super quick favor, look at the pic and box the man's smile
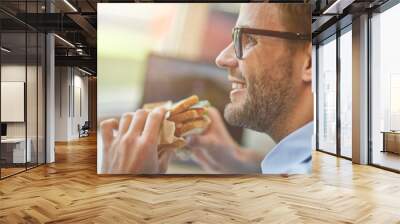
[228,75,247,103]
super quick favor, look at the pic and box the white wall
[54,67,89,141]
[1,65,26,137]
[73,73,89,137]
[1,65,38,138]
[55,66,69,141]
[1,63,46,164]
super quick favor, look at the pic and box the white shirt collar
[261,122,313,174]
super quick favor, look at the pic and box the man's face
[216,4,302,134]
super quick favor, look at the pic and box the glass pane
[340,29,352,158]
[318,36,337,154]
[38,32,45,165]
[1,31,27,177]
[27,31,38,169]
[371,3,400,171]
[0,1,46,178]
[26,0,39,169]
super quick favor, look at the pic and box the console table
[381,131,400,155]
[1,138,32,164]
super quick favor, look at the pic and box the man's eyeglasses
[232,27,311,60]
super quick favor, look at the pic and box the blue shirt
[261,122,313,174]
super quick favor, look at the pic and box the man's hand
[100,107,172,174]
[186,107,263,173]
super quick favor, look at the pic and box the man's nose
[215,43,238,69]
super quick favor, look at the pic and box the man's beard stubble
[224,63,295,136]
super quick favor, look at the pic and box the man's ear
[301,43,312,83]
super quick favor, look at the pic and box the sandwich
[143,95,211,152]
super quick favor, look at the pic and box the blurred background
[97,3,274,174]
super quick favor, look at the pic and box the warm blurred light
[63,0,78,12]
[78,67,93,76]
[54,34,75,48]
[1,47,11,53]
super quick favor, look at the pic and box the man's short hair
[273,3,312,53]
[278,3,311,35]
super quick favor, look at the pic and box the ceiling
[311,0,391,44]
[0,0,99,74]
[0,0,395,75]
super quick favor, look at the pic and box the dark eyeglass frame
[232,27,311,60]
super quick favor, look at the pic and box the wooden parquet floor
[1,135,400,224]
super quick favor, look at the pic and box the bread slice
[142,100,172,110]
[159,119,176,145]
[169,95,199,116]
[143,95,211,151]
[168,108,206,123]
